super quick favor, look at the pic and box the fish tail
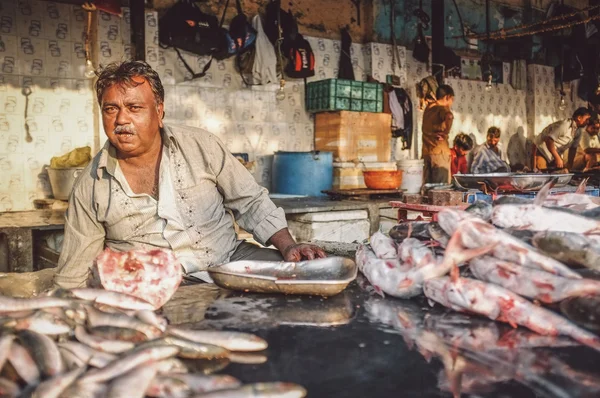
[443,228,497,271]
[570,329,600,353]
[564,279,600,299]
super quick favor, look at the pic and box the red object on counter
[95,248,182,309]
[389,201,469,222]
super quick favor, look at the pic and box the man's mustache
[114,124,136,134]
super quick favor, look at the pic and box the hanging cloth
[251,15,278,84]
[338,27,355,80]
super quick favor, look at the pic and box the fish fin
[373,285,385,298]
[407,222,413,239]
[450,264,460,283]
[444,227,497,269]
[534,178,557,206]
[427,299,436,307]
[398,279,413,289]
[576,178,589,194]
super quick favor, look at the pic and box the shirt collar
[96,125,178,179]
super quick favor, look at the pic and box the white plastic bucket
[397,159,424,194]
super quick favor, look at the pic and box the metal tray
[453,173,573,192]
[208,257,357,297]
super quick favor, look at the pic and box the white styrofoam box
[289,210,368,223]
[288,218,370,243]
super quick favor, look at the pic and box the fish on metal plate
[167,328,268,352]
[0,296,72,312]
[189,382,307,398]
[70,288,155,311]
[106,363,158,398]
[423,274,600,352]
[17,330,64,379]
[389,221,431,241]
[427,222,449,248]
[7,342,40,384]
[136,335,230,359]
[470,256,600,303]
[87,325,148,343]
[80,345,179,383]
[532,231,600,270]
[438,209,581,279]
[465,200,493,221]
[29,366,85,398]
[356,230,493,299]
[2,311,71,335]
[58,341,117,368]
[85,305,162,339]
[369,231,398,259]
[164,374,241,394]
[74,325,134,353]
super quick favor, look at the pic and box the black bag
[227,0,256,55]
[285,34,315,79]
[413,23,429,63]
[338,27,354,80]
[264,0,298,55]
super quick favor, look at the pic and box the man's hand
[282,243,327,262]
[554,156,564,169]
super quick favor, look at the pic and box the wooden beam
[431,0,444,84]
[130,0,146,61]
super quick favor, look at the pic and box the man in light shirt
[532,107,591,171]
[573,113,600,171]
[54,61,325,288]
[469,127,510,174]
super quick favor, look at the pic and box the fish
[423,274,600,352]
[167,328,268,352]
[492,203,600,234]
[165,374,241,394]
[356,229,493,298]
[17,330,64,379]
[59,382,107,398]
[155,357,189,374]
[7,342,40,384]
[74,325,135,353]
[58,341,117,368]
[79,345,179,383]
[59,346,86,370]
[85,305,162,339]
[465,200,493,221]
[136,310,169,332]
[532,231,600,270]
[543,192,600,211]
[145,376,189,398]
[0,296,72,312]
[228,352,268,364]
[29,366,85,398]
[437,209,581,279]
[493,196,532,206]
[396,238,437,267]
[470,256,600,303]
[369,231,397,259]
[501,228,536,245]
[106,363,158,398]
[70,288,156,311]
[136,336,230,359]
[560,295,600,332]
[0,377,19,397]
[190,382,307,398]
[87,325,148,343]
[0,334,15,371]
[389,221,431,241]
[1,311,71,335]
[427,222,450,248]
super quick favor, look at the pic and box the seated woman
[470,127,510,174]
[450,133,474,175]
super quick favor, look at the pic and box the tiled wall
[0,2,589,212]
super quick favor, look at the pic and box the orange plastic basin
[362,170,403,190]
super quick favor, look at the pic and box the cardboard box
[315,111,392,163]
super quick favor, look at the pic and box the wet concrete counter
[163,281,600,398]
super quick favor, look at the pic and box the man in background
[470,127,510,174]
[573,113,600,171]
[421,84,455,184]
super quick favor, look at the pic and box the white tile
[46,39,71,77]
[16,0,44,39]
[43,1,70,41]
[0,1,18,36]
[70,5,86,42]
[18,36,46,76]
[0,34,19,74]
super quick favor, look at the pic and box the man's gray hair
[95,61,165,106]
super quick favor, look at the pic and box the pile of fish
[0,288,307,398]
[356,181,600,352]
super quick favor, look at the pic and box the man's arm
[431,110,454,140]
[268,228,326,262]
[567,147,577,170]
[54,187,105,288]
[584,148,600,154]
[544,137,564,168]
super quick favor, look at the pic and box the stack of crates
[306,79,383,113]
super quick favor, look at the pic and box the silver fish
[17,330,64,379]
[168,327,268,352]
[0,296,72,312]
[2,311,71,335]
[0,377,19,397]
[389,221,431,241]
[30,366,85,398]
[470,256,600,303]
[396,238,437,267]
[136,310,169,332]
[138,335,230,359]
[145,376,190,398]
[107,363,158,398]
[79,345,179,383]
[369,231,397,259]
[465,200,493,221]
[167,374,241,394]
[190,382,307,398]
[155,357,189,374]
[58,341,117,368]
[70,288,155,311]
[532,231,600,270]
[8,342,40,384]
[423,275,600,352]
[59,347,86,370]
[438,209,581,279]
[85,306,162,339]
[427,222,449,248]
[74,325,134,353]
[0,334,15,371]
[60,382,107,398]
[87,325,148,343]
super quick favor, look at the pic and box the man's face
[587,121,600,136]
[454,145,467,157]
[101,77,164,158]
[575,114,591,128]
[444,95,454,108]
[487,135,500,148]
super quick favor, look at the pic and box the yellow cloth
[50,146,92,168]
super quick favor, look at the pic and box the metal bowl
[453,173,573,192]
[208,257,357,297]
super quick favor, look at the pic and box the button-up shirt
[534,119,581,161]
[470,142,509,174]
[54,124,287,288]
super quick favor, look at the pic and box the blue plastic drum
[272,151,333,196]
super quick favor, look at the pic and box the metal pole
[431,0,444,84]
[130,0,146,61]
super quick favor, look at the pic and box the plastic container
[363,170,403,190]
[397,159,424,194]
[272,151,333,197]
[47,167,85,200]
[306,79,383,113]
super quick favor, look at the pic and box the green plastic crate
[306,79,383,113]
